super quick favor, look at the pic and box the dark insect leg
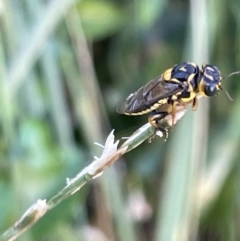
[148,112,169,140]
[192,97,198,111]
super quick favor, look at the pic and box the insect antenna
[224,71,240,79]
[219,86,233,101]
[221,70,240,101]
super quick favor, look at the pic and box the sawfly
[117,62,240,139]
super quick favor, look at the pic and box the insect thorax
[164,62,201,102]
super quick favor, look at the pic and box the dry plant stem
[120,123,156,152]
[0,200,48,241]
[0,125,159,241]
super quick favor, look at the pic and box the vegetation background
[1,0,240,240]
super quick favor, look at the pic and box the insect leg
[171,101,177,127]
[192,97,198,110]
[148,112,169,140]
[167,99,177,128]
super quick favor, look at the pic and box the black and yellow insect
[117,62,239,139]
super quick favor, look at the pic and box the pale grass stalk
[1,124,158,241]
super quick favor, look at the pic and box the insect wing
[142,77,182,105]
[117,76,183,114]
[116,85,146,114]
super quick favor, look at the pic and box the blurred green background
[1,0,240,240]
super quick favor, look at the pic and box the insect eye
[204,85,217,96]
